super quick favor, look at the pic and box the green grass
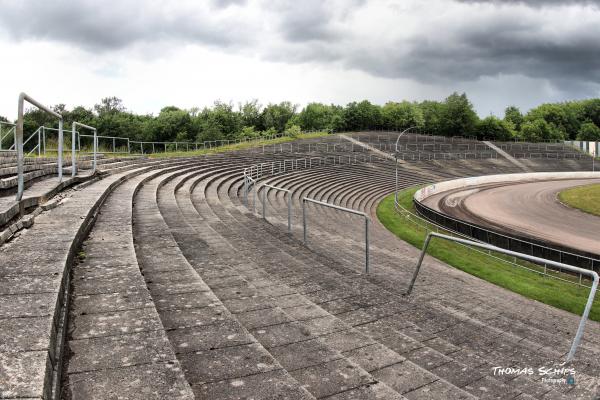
[558,183,600,217]
[377,186,600,321]
[147,132,331,159]
[27,132,332,160]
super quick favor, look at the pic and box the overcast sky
[0,0,599,119]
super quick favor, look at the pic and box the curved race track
[422,178,600,256]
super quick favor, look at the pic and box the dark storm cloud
[0,0,248,51]
[0,0,598,93]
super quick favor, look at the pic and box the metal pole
[93,130,97,173]
[71,125,77,177]
[365,218,369,274]
[262,186,266,219]
[253,180,256,213]
[406,234,433,295]
[303,199,307,244]
[58,118,63,181]
[287,191,292,234]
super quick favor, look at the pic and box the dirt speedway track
[422,178,600,256]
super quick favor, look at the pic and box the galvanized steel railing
[0,122,16,151]
[72,122,97,175]
[15,93,63,201]
[302,197,370,274]
[413,199,600,277]
[407,232,598,363]
[262,184,292,233]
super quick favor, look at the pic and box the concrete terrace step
[132,161,316,399]
[156,165,418,399]
[240,160,600,397]
[211,168,569,399]
[61,165,199,399]
[143,161,476,394]
[0,158,200,399]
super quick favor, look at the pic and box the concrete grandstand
[1,127,599,400]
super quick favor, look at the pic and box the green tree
[439,92,478,137]
[576,122,600,141]
[524,103,580,139]
[419,101,444,135]
[343,100,381,131]
[504,106,523,131]
[582,99,600,128]
[381,101,424,130]
[150,106,193,142]
[262,102,297,132]
[297,103,334,131]
[239,100,262,130]
[94,97,126,115]
[520,119,564,141]
[475,116,515,141]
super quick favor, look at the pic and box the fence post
[262,186,266,219]
[71,125,77,177]
[303,199,307,244]
[365,218,369,274]
[58,119,63,181]
[287,191,292,234]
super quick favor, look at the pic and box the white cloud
[0,0,598,119]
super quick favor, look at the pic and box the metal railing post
[93,130,97,172]
[407,231,598,363]
[365,218,369,274]
[287,191,292,234]
[58,118,64,181]
[253,179,256,213]
[70,127,76,176]
[262,186,266,219]
[302,199,307,244]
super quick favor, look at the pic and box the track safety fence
[302,197,370,274]
[407,232,598,363]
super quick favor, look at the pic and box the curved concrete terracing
[2,133,600,399]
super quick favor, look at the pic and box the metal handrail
[0,122,16,151]
[262,184,292,233]
[393,196,592,287]
[413,199,600,275]
[407,232,598,363]
[16,93,63,201]
[302,197,370,274]
[78,133,129,155]
[72,122,97,175]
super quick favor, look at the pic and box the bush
[520,119,565,142]
[284,124,302,138]
[475,116,515,141]
[576,122,600,141]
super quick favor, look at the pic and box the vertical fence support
[302,197,370,274]
[58,119,64,181]
[407,231,599,364]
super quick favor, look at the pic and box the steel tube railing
[262,184,292,233]
[72,122,97,175]
[302,197,370,274]
[16,93,62,201]
[0,122,16,151]
[413,200,600,275]
[407,232,598,363]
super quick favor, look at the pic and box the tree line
[2,93,600,143]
